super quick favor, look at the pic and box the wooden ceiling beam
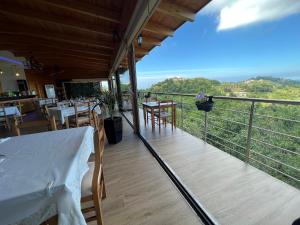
[0,33,114,50]
[0,2,115,37]
[40,59,109,67]
[157,1,195,22]
[12,48,111,60]
[51,69,109,79]
[135,48,149,55]
[0,21,113,45]
[17,52,110,63]
[144,22,174,36]
[0,41,113,57]
[39,0,121,23]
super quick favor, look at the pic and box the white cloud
[202,0,300,31]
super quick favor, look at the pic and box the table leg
[143,106,146,127]
[174,105,176,128]
[64,116,69,129]
[151,108,155,132]
[171,105,173,131]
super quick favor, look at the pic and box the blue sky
[134,0,300,88]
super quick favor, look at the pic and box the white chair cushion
[81,162,94,197]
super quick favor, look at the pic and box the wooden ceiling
[0,0,211,80]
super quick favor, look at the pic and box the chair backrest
[0,104,8,126]
[74,102,91,124]
[92,120,105,198]
[14,101,22,116]
[0,104,7,117]
[92,110,99,130]
[42,105,51,120]
[158,100,173,113]
[12,115,57,136]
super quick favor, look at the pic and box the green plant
[102,91,116,119]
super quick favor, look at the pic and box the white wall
[0,51,27,92]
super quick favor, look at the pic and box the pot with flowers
[94,91,122,144]
[195,92,214,112]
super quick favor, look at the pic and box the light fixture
[0,69,3,75]
[16,72,20,77]
[137,34,143,47]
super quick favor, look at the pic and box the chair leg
[159,117,161,133]
[101,170,106,199]
[146,112,148,124]
[93,194,104,225]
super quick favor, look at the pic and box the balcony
[116,92,300,224]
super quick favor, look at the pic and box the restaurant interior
[1,1,299,225]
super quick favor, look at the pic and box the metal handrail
[141,91,300,105]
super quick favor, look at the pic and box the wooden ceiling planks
[0,0,211,80]
[0,0,125,79]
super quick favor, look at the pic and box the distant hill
[250,76,300,86]
[147,76,300,100]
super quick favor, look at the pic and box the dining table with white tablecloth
[48,104,101,124]
[0,126,94,225]
[0,106,21,117]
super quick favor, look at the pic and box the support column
[108,78,112,92]
[127,43,140,134]
[115,70,123,111]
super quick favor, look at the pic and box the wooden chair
[12,115,57,136]
[154,100,174,133]
[69,102,92,127]
[0,104,9,129]
[81,121,106,224]
[41,105,51,119]
[145,97,158,124]
[92,109,100,131]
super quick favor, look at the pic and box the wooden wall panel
[25,70,55,98]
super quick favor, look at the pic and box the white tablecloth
[0,126,94,225]
[48,105,101,124]
[37,98,57,106]
[0,106,21,116]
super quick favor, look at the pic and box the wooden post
[127,43,140,134]
[115,70,123,111]
[108,78,113,92]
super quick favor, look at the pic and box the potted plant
[94,91,122,144]
[195,92,214,112]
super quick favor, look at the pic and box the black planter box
[195,96,214,112]
[104,116,122,144]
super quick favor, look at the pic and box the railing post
[204,111,208,142]
[246,101,255,162]
[181,95,183,127]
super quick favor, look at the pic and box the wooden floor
[124,110,300,225]
[98,120,203,225]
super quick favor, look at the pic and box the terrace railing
[137,91,300,189]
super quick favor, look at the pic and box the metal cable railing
[137,91,300,189]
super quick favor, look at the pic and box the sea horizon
[136,73,300,89]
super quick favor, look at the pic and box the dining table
[0,106,21,117]
[36,98,57,107]
[48,104,101,126]
[142,101,177,131]
[0,126,94,225]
